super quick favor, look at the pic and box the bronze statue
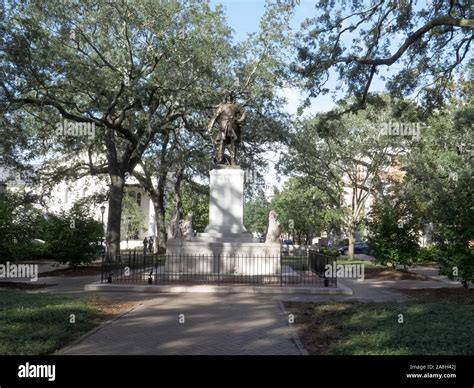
[207,90,246,166]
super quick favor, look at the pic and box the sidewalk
[406,265,469,286]
[59,293,302,355]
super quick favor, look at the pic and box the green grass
[0,290,103,355]
[285,293,474,355]
[335,259,383,268]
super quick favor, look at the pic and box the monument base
[165,166,281,276]
[166,239,280,256]
[165,241,280,275]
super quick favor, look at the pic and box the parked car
[281,239,294,253]
[338,241,370,256]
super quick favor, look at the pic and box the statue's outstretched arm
[207,106,222,133]
[237,106,247,124]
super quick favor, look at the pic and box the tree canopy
[294,0,473,109]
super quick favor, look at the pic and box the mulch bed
[364,267,430,281]
[85,295,139,318]
[39,265,101,277]
[394,287,474,303]
[0,282,56,290]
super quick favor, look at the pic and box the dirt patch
[85,295,139,318]
[284,301,352,355]
[0,282,56,290]
[364,267,430,281]
[395,288,474,304]
[39,265,101,277]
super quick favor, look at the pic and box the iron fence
[101,250,337,287]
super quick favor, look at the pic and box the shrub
[0,193,41,263]
[319,247,340,258]
[438,246,474,288]
[367,195,421,269]
[41,204,104,267]
[416,246,441,263]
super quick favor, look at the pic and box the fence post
[218,254,221,284]
[280,253,283,287]
[101,252,104,283]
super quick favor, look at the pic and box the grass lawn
[285,288,474,355]
[336,259,382,268]
[0,290,105,355]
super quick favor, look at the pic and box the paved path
[406,265,472,287]
[59,293,302,355]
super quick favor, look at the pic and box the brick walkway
[59,293,302,355]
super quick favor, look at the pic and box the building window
[136,192,142,207]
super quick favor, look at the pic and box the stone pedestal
[204,167,248,235]
[166,167,280,276]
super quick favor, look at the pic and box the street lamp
[100,205,106,251]
[100,205,106,224]
[126,216,131,249]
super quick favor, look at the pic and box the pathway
[59,293,302,355]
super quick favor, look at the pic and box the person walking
[148,237,154,253]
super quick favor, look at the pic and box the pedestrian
[143,237,148,256]
[148,237,154,253]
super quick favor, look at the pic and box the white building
[0,163,160,249]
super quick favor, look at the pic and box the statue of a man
[207,90,247,166]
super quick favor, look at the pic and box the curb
[55,300,147,355]
[278,300,309,356]
[84,281,353,295]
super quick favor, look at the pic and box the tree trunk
[106,174,125,261]
[174,167,184,221]
[153,175,167,252]
[348,228,355,260]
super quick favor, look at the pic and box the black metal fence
[101,250,337,287]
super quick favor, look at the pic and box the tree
[1,1,299,258]
[274,177,343,244]
[1,0,234,258]
[367,183,423,268]
[121,191,145,241]
[402,95,473,287]
[244,194,271,235]
[40,203,104,267]
[0,191,41,263]
[281,96,420,257]
[294,0,473,108]
[131,1,295,246]
[181,184,209,233]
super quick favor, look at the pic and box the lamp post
[126,216,131,249]
[100,205,106,252]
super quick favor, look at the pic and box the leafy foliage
[293,0,473,108]
[40,203,104,267]
[0,192,42,263]
[121,191,145,239]
[367,188,422,268]
[244,194,271,234]
[402,98,474,286]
